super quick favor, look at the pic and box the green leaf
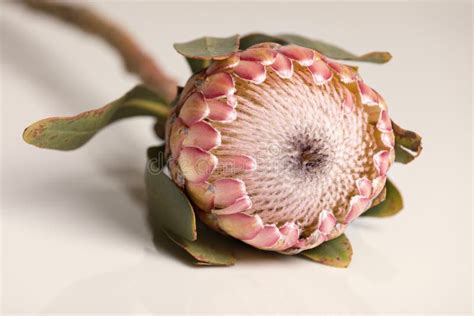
[362,179,403,217]
[146,146,197,241]
[278,34,392,63]
[181,32,390,73]
[394,144,416,164]
[146,145,165,161]
[370,187,387,208]
[239,33,287,50]
[23,85,170,151]
[174,35,240,74]
[174,34,240,60]
[300,234,353,268]
[186,58,212,74]
[163,222,236,266]
[392,121,423,164]
[240,33,391,63]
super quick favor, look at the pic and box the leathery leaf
[300,234,353,268]
[392,121,423,164]
[163,222,236,266]
[146,145,197,241]
[362,179,403,217]
[240,33,391,63]
[174,35,240,73]
[23,85,170,150]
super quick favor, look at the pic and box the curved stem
[21,0,178,103]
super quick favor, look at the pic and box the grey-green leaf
[240,33,391,63]
[300,234,353,268]
[392,121,423,164]
[186,58,211,74]
[174,34,240,60]
[395,144,416,164]
[23,85,170,151]
[362,179,403,217]
[146,146,197,241]
[163,223,236,266]
[239,33,287,50]
[278,34,392,63]
[370,187,387,208]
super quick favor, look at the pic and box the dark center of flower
[288,136,331,176]
[300,145,328,171]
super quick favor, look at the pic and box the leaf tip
[376,51,392,63]
[22,126,32,144]
[361,51,392,63]
[22,121,44,147]
[300,234,353,268]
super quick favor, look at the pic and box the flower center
[289,136,331,176]
[209,66,378,233]
[300,144,327,172]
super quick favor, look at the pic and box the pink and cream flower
[166,43,395,254]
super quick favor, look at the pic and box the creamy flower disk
[166,43,395,254]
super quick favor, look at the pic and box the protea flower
[166,43,395,254]
[22,23,422,266]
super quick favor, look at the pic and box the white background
[1,1,472,314]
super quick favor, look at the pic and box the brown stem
[21,0,177,103]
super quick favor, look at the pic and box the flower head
[166,43,395,253]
